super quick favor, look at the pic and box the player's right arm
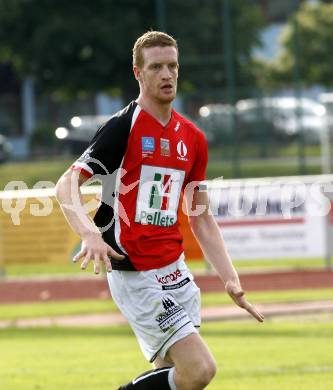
[55,168,124,274]
[55,103,137,273]
[56,102,137,273]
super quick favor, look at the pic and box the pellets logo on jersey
[135,165,185,227]
[149,173,172,211]
[141,172,174,226]
[177,140,188,161]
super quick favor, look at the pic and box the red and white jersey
[71,101,208,271]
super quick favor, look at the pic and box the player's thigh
[166,333,216,377]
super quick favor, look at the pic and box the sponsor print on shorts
[135,165,185,227]
[155,268,183,284]
[161,278,190,290]
[155,269,191,290]
[155,297,189,333]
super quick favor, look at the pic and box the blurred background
[1,0,333,271]
[1,0,333,181]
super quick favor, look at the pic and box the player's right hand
[73,233,125,274]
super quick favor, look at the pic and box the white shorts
[107,255,201,362]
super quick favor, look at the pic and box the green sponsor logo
[149,173,163,209]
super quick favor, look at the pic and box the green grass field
[1,289,333,389]
[1,321,332,390]
[1,288,333,321]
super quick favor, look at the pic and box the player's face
[135,46,179,104]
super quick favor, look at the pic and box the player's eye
[151,63,162,70]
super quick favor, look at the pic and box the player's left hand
[225,280,264,322]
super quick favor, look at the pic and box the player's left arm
[186,188,264,322]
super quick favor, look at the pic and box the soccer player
[56,31,264,390]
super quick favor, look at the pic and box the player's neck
[136,95,173,127]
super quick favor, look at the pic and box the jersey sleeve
[186,130,208,186]
[70,103,135,178]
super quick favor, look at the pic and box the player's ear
[133,65,141,81]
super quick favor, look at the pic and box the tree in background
[0,0,264,99]
[168,0,264,98]
[0,0,154,99]
[259,2,333,89]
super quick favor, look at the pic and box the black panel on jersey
[78,101,136,175]
[82,101,138,271]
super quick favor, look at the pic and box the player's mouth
[161,84,174,93]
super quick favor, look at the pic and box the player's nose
[161,65,172,79]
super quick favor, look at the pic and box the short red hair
[133,31,178,68]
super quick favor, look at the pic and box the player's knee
[177,357,216,389]
[194,358,216,388]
